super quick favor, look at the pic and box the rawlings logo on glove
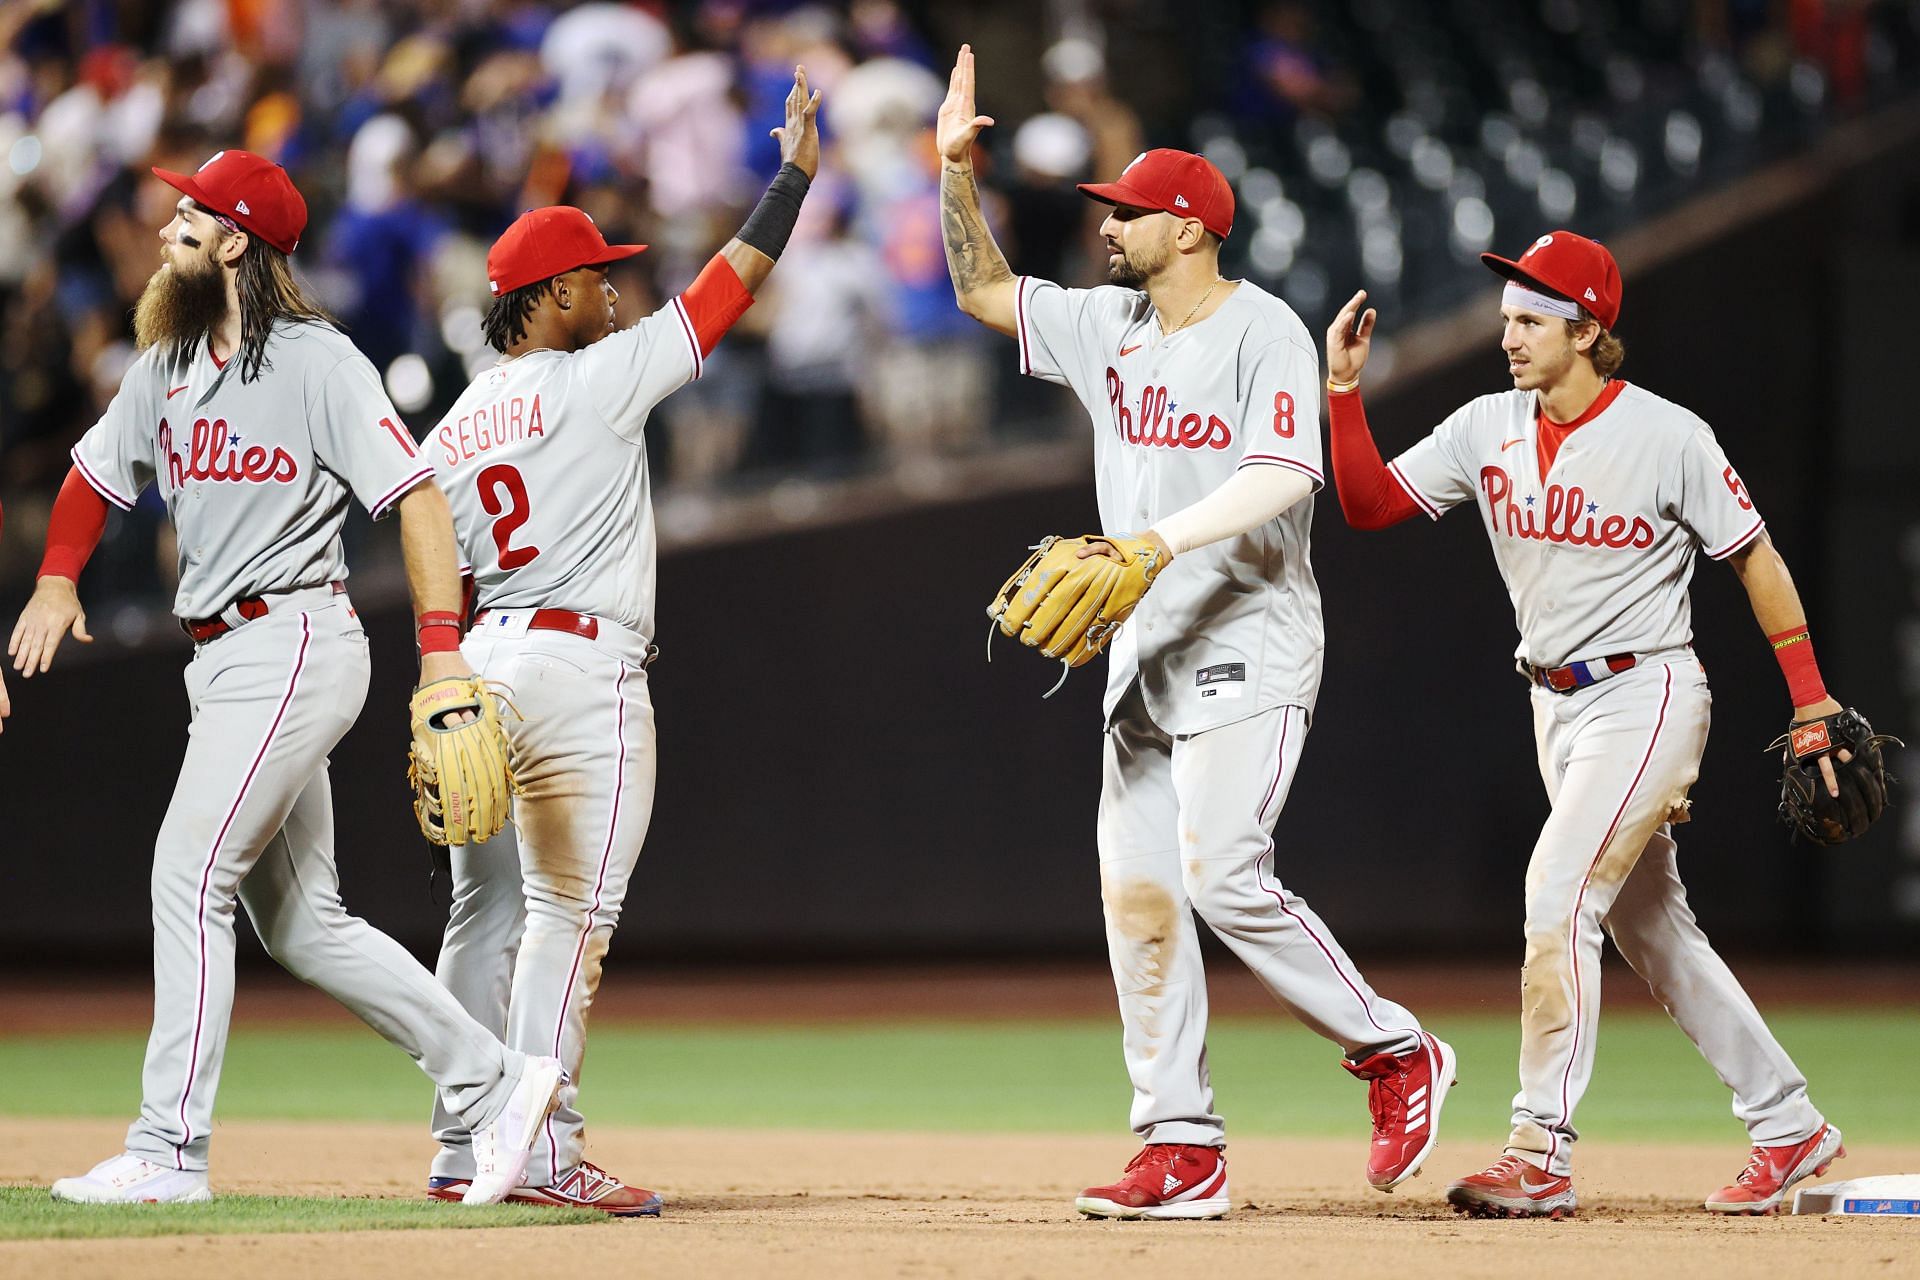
[407,677,521,846]
[986,533,1166,692]
[1769,707,1903,846]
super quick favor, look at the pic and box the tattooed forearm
[940,162,1014,297]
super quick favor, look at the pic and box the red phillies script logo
[439,393,545,465]
[1105,368,1230,451]
[1478,466,1655,549]
[161,417,298,489]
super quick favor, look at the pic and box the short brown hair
[1567,316,1625,378]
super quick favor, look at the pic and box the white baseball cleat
[50,1152,212,1204]
[463,1056,567,1205]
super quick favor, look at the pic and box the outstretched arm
[7,467,105,693]
[718,65,822,296]
[937,44,1017,336]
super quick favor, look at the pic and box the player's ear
[552,276,572,310]
[218,229,248,267]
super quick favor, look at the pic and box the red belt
[1527,652,1637,693]
[183,581,345,643]
[473,608,600,640]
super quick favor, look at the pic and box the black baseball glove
[1769,708,1903,846]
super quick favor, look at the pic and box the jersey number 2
[477,464,540,570]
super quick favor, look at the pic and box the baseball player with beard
[938,45,1454,1220]
[1325,231,1847,1217]
[7,150,562,1205]
[417,69,820,1216]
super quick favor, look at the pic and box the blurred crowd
[0,0,1915,617]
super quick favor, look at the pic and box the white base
[1791,1175,1920,1215]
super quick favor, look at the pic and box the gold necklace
[1163,278,1224,338]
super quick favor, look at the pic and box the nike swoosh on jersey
[167,385,190,399]
[1118,344,1142,357]
[1499,438,1524,451]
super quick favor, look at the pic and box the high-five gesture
[1327,289,1377,384]
[937,44,996,164]
[771,64,822,180]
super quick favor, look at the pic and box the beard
[132,253,229,354]
[1105,240,1168,290]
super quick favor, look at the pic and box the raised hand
[936,44,995,165]
[1327,289,1377,384]
[771,64,823,180]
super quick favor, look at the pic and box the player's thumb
[72,612,92,643]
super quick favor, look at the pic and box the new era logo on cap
[235,199,250,216]
[1077,148,1236,239]
[1482,229,1623,329]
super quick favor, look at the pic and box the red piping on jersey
[1706,514,1767,561]
[1326,386,1420,529]
[678,253,754,360]
[70,447,136,510]
[177,611,311,1165]
[209,347,226,370]
[369,465,436,520]
[39,466,110,581]
[1015,277,1033,376]
[1547,662,1672,1171]
[1536,380,1627,476]
[1253,708,1420,1049]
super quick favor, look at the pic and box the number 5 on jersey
[478,464,540,569]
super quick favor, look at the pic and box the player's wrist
[1769,626,1828,709]
[1326,373,1361,395]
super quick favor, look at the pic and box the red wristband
[1768,626,1827,708]
[418,611,463,656]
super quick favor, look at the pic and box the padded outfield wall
[3,113,1917,964]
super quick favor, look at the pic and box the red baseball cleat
[1445,1152,1578,1219]
[1344,1031,1458,1190]
[509,1161,663,1216]
[1704,1123,1844,1215]
[1075,1143,1230,1220]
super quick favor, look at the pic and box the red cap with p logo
[152,150,307,255]
[1078,149,1236,240]
[1482,231,1623,329]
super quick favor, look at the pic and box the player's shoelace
[1476,1153,1530,1183]
[1366,1067,1412,1135]
[1733,1147,1771,1189]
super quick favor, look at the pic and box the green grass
[0,1187,603,1239]
[4,1010,1915,1146]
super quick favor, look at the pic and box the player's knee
[1181,859,1255,929]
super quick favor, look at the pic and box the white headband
[1502,280,1583,321]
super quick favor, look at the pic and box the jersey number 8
[1273,391,1295,438]
[478,464,541,570]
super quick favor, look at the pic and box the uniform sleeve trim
[1706,515,1767,560]
[1238,454,1325,489]
[69,447,135,511]
[369,465,436,520]
[1015,276,1033,376]
[670,296,704,381]
[1387,460,1443,522]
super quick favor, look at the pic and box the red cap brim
[1076,179,1160,211]
[1480,252,1562,299]
[585,243,648,267]
[152,166,219,217]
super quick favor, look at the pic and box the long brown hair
[233,237,336,382]
[1566,317,1626,378]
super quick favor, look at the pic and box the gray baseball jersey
[430,298,703,638]
[1014,276,1324,734]
[1387,381,1765,669]
[71,321,432,618]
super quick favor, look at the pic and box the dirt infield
[4,1118,1916,1279]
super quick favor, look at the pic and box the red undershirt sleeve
[679,254,755,358]
[1327,386,1420,530]
[39,465,110,580]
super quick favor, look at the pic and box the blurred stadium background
[0,0,1918,976]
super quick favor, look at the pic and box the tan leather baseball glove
[407,677,520,846]
[987,533,1167,674]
